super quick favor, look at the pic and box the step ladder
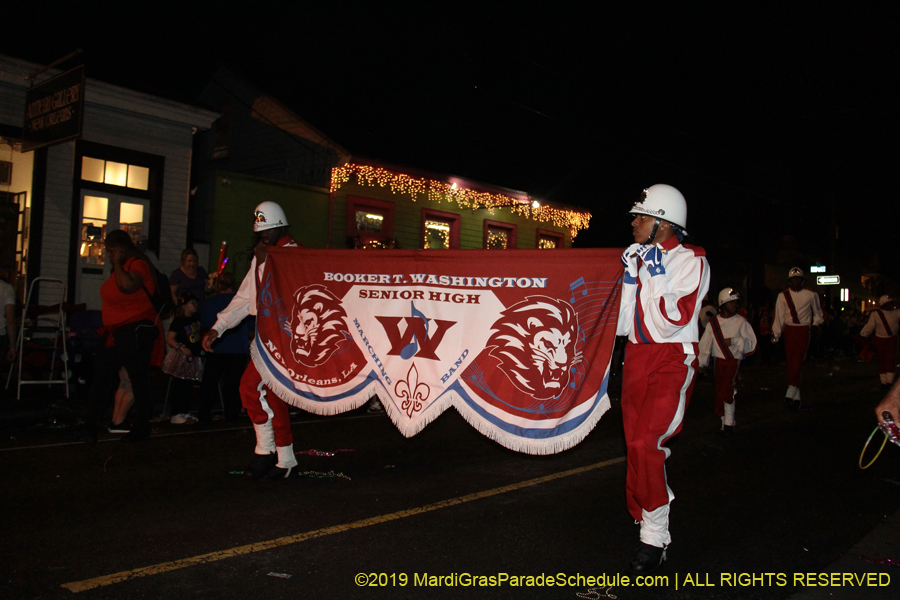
[5,278,70,400]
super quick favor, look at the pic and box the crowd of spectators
[47,234,252,437]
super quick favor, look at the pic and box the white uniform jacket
[616,236,710,352]
[861,309,900,339]
[772,288,823,342]
[698,304,717,329]
[212,238,298,336]
[698,313,758,367]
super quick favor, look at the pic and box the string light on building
[487,230,508,249]
[424,220,450,249]
[332,164,592,238]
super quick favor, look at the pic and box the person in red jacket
[83,230,163,442]
[202,202,302,480]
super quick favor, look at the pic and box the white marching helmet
[718,288,740,307]
[629,184,688,233]
[788,267,804,280]
[253,201,289,232]
[879,295,892,307]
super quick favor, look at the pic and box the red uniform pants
[714,356,740,417]
[622,343,698,521]
[239,360,294,447]
[783,325,810,387]
[875,336,898,375]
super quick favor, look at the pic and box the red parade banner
[252,248,623,455]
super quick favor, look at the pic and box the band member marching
[202,201,302,479]
[772,268,823,409]
[699,288,757,435]
[617,184,710,574]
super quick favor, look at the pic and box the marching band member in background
[699,288,757,436]
[617,184,710,575]
[202,201,301,480]
[772,268,823,410]
[860,295,899,390]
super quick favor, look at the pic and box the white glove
[637,244,666,277]
[621,244,641,284]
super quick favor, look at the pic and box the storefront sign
[22,66,85,152]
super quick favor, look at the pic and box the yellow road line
[62,456,625,593]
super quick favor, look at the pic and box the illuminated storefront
[0,54,217,308]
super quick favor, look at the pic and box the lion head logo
[289,284,350,367]
[486,296,581,400]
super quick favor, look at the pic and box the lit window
[537,230,564,249]
[81,157,105,183]
[422,209,460,250]
[424,220,450,249]
[484,221,516,250]
[119,203,144,241]
[81,196,108,265]
[356,211,384,233]
[347,197,394,247]
[127,165,149,190]
[104,161,128,186]
[81,156,150,191]
[487,229,507,249]
[83,195,108,220]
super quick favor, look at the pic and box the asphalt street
[1,357,899,600]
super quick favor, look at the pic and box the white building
[0,54,217,309]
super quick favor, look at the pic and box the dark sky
[3,2,897,268]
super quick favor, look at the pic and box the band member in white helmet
[699,288,757,435]
[861,295,899,390]
[771,268,823,409]
[202,201,301,479]
[617,184,710,575]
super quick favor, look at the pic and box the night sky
[3,2,898,284]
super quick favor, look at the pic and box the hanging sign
[22,66,85,152]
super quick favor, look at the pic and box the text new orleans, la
[324,272,548,288]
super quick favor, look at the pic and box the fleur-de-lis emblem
[395,363,430,418]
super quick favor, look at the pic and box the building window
[422,209,461,249]
[347,196,395,248]
[80,195,108,265]
[119,203,145,241]
[356,211,384,233]
[81,156,150,191]
[484,220,517,250]
[537,229,564,249]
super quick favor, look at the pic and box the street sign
[810,266,826,273]
[817,275,840,285]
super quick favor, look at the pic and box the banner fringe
[251,343,374,416]
[451,393,611,456]
[253,340,612,456]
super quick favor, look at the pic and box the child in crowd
[164,292,203,424]
[699,288,757,435]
